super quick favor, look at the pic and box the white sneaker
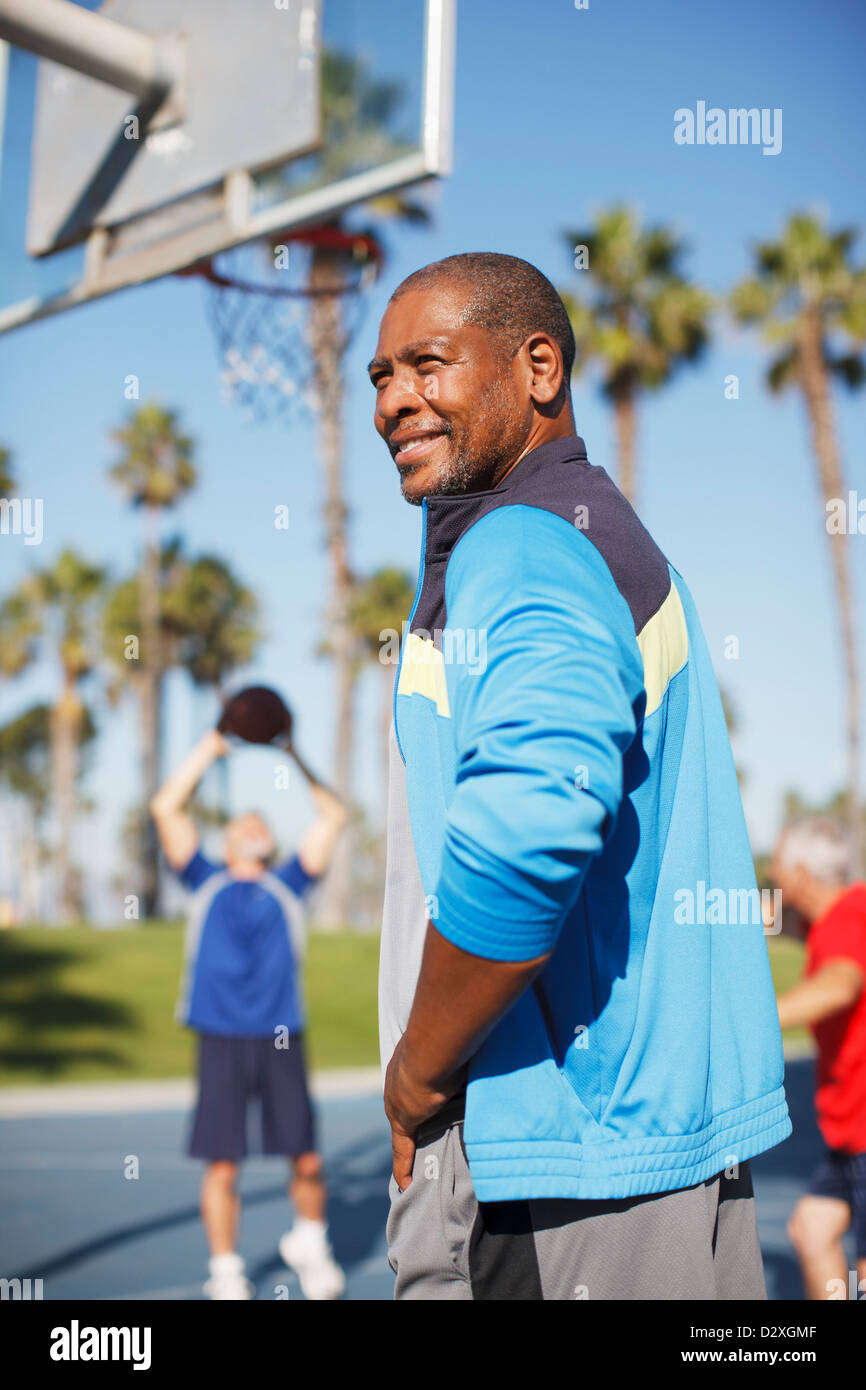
[279,1223,346,1300]
[203,1251,254,1301]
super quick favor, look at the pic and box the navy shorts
[807,1148,866,1257]
[189,1032,316,1161]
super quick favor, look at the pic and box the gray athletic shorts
[387,1112,767,1300]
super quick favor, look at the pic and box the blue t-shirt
[176,850,316,1037]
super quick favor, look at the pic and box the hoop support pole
[0,0,180,100]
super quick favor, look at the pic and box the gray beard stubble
[400,371,524,506]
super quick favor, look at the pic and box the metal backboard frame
[27,0,323,258]
[0,0,455,334]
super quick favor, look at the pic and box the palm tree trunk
[799,307,861,871]
[139,670,163,916]
[614,390,637,505]
[307,241,357,929]
[20,804,42,923]
[140,507,163,916]
[51,675,83,923]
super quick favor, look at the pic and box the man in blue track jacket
[370,252,791,1300]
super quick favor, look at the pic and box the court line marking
[0,1067,383,1118]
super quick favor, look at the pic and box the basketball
[218,685,293,745]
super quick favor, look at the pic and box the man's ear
[524,332,565,406]
[513,332,569,418]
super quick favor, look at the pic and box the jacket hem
[464,1087,791,1201]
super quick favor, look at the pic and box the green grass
[0,923,380,1087]
[0,923,808,1089]
[767,933,809,1045]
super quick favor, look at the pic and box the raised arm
[150,729,229,871]
[288,743,349,878]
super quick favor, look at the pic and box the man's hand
[207,728,231,760]
[383,923,551,1191]
[383,1035,460,1191]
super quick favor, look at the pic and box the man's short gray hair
[778,816,853,884]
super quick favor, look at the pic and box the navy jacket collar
[422,434,589,559]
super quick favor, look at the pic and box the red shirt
[806,882,866,1152]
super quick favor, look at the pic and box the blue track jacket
[379,435,791,1202]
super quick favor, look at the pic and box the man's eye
[372,374,390,390]
[416,356,441,370]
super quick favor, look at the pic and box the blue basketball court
[0,1056,849,1301]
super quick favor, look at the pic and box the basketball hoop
[179,225,384,424]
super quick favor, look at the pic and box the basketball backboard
[0,0,455,333]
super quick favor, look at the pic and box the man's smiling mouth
[390,430,448,466]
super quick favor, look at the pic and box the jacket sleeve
[433,504,644,962]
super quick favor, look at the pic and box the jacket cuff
[433,834,573,962]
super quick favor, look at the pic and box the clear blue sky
[1,0,865,919]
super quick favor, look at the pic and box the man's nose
[376,369,424,423]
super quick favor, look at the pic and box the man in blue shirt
[151,727,348,1300]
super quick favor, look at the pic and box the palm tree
[302,52,430,929]
[0,452,38,680]
[0,446,14,496]
[104,541,260,909]
[9,551,104,921]
[0,528,42,920]
[169,553,260,836]
[349,567,416,820]
[306,235,363,929]
[731,213,866,868]
[0,589,41,680]
[0,702,96,921]
[347,568,416,930]
[560,207,711,505]
[108,404,196,913]
[162,552,261,688]
[219,52,429,926]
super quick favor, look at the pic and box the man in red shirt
[772,816,866,1300]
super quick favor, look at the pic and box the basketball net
[181,226,383,424]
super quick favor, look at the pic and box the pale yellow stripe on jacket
[636,581,689,717]
[396,632,451,717]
